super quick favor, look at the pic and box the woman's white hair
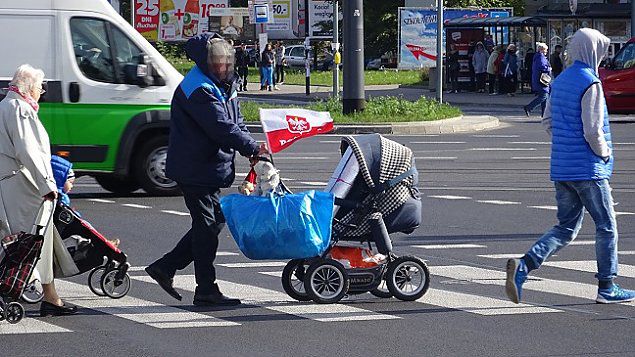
[536,42,548,52]
[9,64,45,94]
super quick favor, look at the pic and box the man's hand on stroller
[249,143,270,166]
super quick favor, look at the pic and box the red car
[599,37,635,113]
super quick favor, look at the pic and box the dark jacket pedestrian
[235,44,249,91]
[502,44,519,95]
[147,33,267,306]
[551,45,564,78]
[260,45,275,89]
[447,44,460,93]
[472,42,489,92]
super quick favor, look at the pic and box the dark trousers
[476,73,487,91]
[449,68,459,91]
[237,66,248,89]
[156,185,224,295]
[503,73,518,94]
[275,64,285,84]
[488,74,497,94]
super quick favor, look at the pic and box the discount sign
[134,0,160,41]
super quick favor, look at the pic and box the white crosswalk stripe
[412,244,487,249]
[57,280,240,329]
[0,317,72,335]
[542,260,635,278]
[421,289,561,315]
[133,275,400,322]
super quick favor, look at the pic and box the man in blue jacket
[146,33,267,306]
[506,29,635,304]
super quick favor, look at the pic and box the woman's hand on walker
[43,191,58,201]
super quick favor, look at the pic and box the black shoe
[523,107,530,117]
[193,292,241,306]
[145,264,182,301]
[40,301,78,317]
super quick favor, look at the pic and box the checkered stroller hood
[334,134,422,237]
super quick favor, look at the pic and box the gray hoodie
[542,28,612,159]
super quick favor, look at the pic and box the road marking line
[529,205,557,210]
[508,142,550,145]
[470,148,537,151]
[430,265,635,306]
[542,260,635,278]
[476,200,521,205]
[161,210,190,216]
[88,199,116,203]
[410,141,467,144]
[134,275,399,322]
[412,244,487,249]
[57,280,239,328]
[616,212,635,216]
[619,251,635,255]
[0,318,72,335]
[121,204,151,209]
[428,195,472,200]
[218,262,288,268]
[274,157,330,160]
[299,181,327,186]
[472,135,520,138]
[511,157,550,160]
[568,240,595,246]
[415,157,458,160]
[319,140,341,143]
[421,288,560,315]
[478,254,524,259]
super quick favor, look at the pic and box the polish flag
[259,108,334,153]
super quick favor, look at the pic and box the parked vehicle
[599,37,635,114]
[0,0,183,195]
[284,45,336,71]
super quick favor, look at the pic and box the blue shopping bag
[220,190,334,260]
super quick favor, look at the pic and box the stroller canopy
[334,134,422,237]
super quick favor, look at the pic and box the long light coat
[0,91,78,284]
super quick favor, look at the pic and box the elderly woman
[0,64,78,316]
[523,42,552,117]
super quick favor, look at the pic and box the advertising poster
[208,8,254,42]
[398,8,511,69]
[133,0,228,42]
[309,0,333,38]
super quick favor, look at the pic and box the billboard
[208,8,255,42]
[398,8,511,69]
[132,0,229,42]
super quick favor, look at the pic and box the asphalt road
[2,112,635,357]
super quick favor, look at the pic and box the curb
[245,115,500,135]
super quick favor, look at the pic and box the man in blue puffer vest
[146,33,268,306]
[506,28,635,304]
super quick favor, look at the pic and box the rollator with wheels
[21,202,131,303]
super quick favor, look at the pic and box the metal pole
[631,0,634,39]
[333,0,339,99]
[343,0,365,114]
[305,0,310,96]
[436,0,443,103]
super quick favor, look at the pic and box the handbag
[0,201,52,299]
[540,72,552,86]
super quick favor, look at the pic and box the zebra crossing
[3,251,635,335]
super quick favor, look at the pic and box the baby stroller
[21,202,131,303]
[281,134,430,304]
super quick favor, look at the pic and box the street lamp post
[343,0,365,114]
[436,0,443,103]
[333,0,340,99]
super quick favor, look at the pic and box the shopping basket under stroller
[21,202,131,303]
[280,134,430,304]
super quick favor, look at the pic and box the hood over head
[567,28,610,74]
[185,33,235,83]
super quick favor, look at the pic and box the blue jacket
[531,52,551,93]
[165,33,259,188]
[503,52,518,74]
[550,61,612,181]
[50,155,72,205]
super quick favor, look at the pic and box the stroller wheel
[101,270,131,299]
[386,256,430,301]
[22,270,44,304]
[370,273,393,299]
[281,259,311,301]
[88,267,107,296]
[304,259,349,304]
[5,302,25,324]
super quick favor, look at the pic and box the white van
[0,0,183,195]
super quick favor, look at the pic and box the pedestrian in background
[145,34,269,306]
[551,44,564,78]
[524,42,551,117]
[522,48,535,92]
[502,44,518,96]
[487,45,501,95]
[506,28,635,305]
[472,42,489,93]
[447,44,460,94]
[235,42,249,91]
[274,41,286,85]
[0,64,79,316]
[260,43,275,91]
[467,41,476,91]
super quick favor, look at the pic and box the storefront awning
[445,16,547,28]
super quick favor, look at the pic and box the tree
[363,0,403,59]
[445,0,525,16]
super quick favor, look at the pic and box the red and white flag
[259,108,334,153]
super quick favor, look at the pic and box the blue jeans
[525,91,549,116]
[525,180,618,282]
[261,66,274,87]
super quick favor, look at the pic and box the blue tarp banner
[220,191,335,260]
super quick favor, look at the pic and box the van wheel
[134,136,180,196]
[95,175,140,195]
